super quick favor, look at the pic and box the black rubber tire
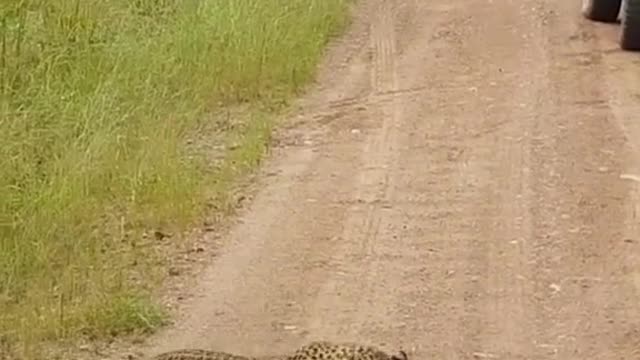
[621,0,640,50]
[582,0,622,22]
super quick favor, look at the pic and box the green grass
[0,0,350,356]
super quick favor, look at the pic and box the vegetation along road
[2,0,640,359]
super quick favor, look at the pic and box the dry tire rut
[141,0,640,359]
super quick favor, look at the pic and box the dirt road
[142,0,640,358]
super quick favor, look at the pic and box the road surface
[141,0,640,359]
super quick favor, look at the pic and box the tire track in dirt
[304,0,403,341]
[307,1,543,358]
[524,1,640,358]
[457,3,541,358]
[379,1,546,358]
[598,22,640,358]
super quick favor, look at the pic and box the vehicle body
[582,0,640,50]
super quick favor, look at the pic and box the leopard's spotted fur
[288,341,407,360]
[148,341,407,360]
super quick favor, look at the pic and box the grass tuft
[0,0,350,357]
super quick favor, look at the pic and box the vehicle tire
[621,0,640,50]
[582,0,622,22]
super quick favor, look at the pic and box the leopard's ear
[391,350,407,360]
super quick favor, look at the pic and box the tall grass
[0,0,349,356]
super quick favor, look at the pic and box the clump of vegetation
[0,0,349,356]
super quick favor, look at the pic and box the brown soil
[131,0,640,359]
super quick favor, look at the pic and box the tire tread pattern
[622,0,640,50]
[583,0,622,22]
